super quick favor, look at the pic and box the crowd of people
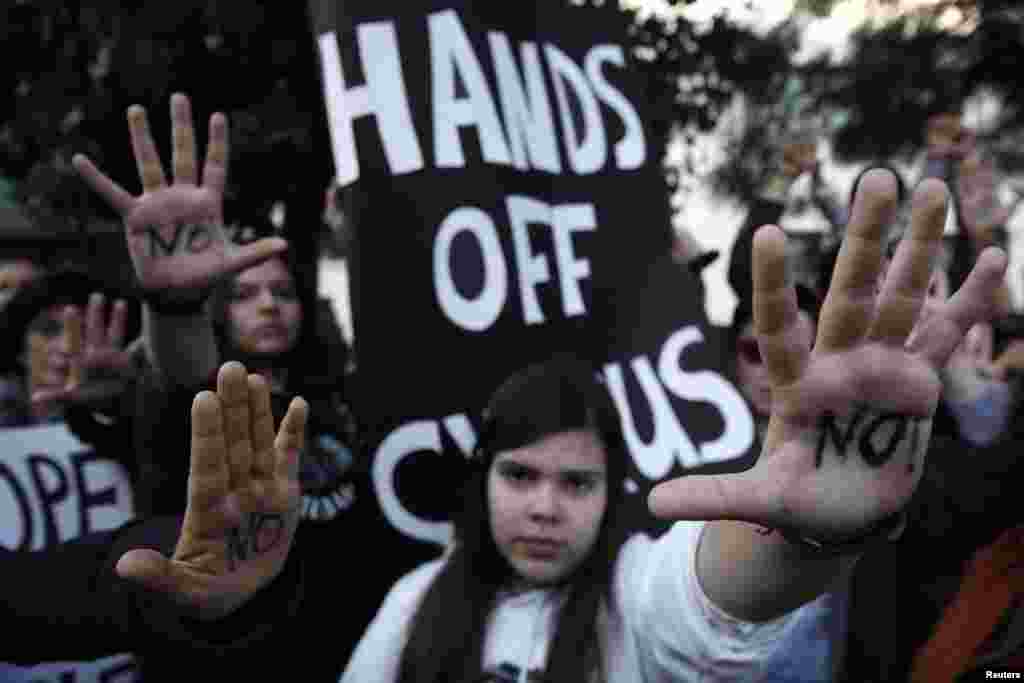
[0,54,1022,683]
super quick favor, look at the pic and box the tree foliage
[1,0,805,247]
[802,0,1024,167]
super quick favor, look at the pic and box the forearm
[143,306,218,386]
[696,520,857,623]
[0,529,135,664]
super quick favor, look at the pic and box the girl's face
[226,257,302,356]
[487,429,608,586]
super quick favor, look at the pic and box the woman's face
[488,429,608,586]
[24,304,72,395]
[226,257,302,356]
[735,310,816,419]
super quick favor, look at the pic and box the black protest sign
[598,253,757,534]
[0,423,134,551]
[0,423,138,683]
[310,1,755,550]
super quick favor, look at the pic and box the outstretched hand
[115,361,307,620]
[30,293,133,410]
[73,93,286,295]
[650,170,1007,539]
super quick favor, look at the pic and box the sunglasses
[737,337,762,365]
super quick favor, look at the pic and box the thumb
[115,548,179,595]
[648,468,778,523]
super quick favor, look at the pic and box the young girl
[342,356,810,683]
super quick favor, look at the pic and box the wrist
[141,287,212,317]
[774,510,908,557]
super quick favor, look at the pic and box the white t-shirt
[341,521,825,683]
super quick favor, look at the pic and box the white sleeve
[339,559,445,683]
[619,521,806,683]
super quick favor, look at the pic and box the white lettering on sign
[372,414,476,546]
[433,207,508,332]
[373,328,754,546]
[433,196,596,331]
[0,423,137,680]
[0,423,134,551]
[317,23,424,186]
[316,9,645,185]
[0,653,137,683]
[603,326,755,477]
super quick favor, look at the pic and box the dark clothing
[0,478,431,682]
[841,419,1024,682]
[0,313,429,680]
[121,361,419,679]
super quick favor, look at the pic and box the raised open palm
[30,293,133,409]
[73,93,285,295]
[115,361,308,619]
[650,170,1008,540]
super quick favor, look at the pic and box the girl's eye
[271,284,297,300]
[563,474,598,496]
[230,286,258,301]
[498,463,535,485]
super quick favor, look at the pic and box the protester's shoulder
[612,522,706,600]
[617,521,705,564]
[382,556,448,612]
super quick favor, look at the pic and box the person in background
[95,166,1004,683]
[0,267,140,439]
[958,143,1023,312]
[0,101,1009,683]
[0,268,143,683]
[728,131,842,311]
[918,104,1015,316]
[670,225,718,315]
[840,231,1024,683]
[66,92,406,679]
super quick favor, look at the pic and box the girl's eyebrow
[561,468,606,479]
[495,458,605,476]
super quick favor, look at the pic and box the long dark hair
[397,356,631,683]
[207,229,349,401]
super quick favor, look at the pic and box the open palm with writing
[72,93,285,295]
[115,361,307,619]
[650,170,1008,539]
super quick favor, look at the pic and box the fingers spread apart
[171,93,198,186]
[217,362,253,492]
[274,397,308,481]
[202,112,229,197]
[908,246,1008,368]
[753,225,809,388]
[248,374,276,478]
[816,169,898,353]
[188,390,229,518]
[868,179,948,346]
[128,105,167,193]
[73,155,136,216]
[62,305,83,389]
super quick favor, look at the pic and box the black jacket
[1,354,434,680]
